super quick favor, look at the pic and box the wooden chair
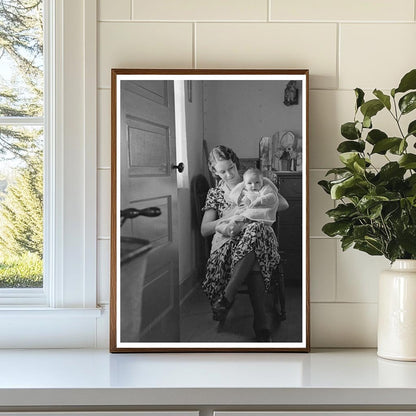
[191,174,286,320]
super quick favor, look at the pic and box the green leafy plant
[319,69,416,262]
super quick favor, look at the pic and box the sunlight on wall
[174,81,190,189]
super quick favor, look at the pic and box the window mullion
[0,117,45,126]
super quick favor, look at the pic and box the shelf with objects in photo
[259,132,303,284]
[258,133,303,328]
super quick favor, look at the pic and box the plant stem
[390,96,407,140]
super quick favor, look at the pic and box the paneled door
[120,80,180,342]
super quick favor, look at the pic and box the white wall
[96,0,416,348]
[178,81,205,289]
[203,80,303,157]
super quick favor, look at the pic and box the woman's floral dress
[202,180,280,303]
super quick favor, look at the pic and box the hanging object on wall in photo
[284,80,299,106]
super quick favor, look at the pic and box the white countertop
[0,348,416,407]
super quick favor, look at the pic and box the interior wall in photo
[203,80,302,158]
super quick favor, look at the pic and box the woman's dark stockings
[212,251,255,322]
[213,251,272,342]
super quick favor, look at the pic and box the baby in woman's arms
[212,168,280,253]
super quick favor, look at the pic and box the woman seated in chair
[200,145,281,342]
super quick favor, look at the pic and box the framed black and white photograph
[110,69,310,352]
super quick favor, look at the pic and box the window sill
[0,306,102,316]
[0,307,104,348]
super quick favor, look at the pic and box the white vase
[378,259,416,361]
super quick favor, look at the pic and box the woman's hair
[208,145,240,178]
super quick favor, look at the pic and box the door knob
[172,162,185,173]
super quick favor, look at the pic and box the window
[0,0,100,348]
[0,0,45,294]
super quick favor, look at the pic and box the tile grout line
[98,19,415,24]
[193,22,197,68]
[336,22,340,90]
[267,0,271,22]
[311,301,378,305]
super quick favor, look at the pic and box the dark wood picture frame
[110,69,310,352]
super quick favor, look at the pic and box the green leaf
[353,158,366,174]
[354,241,383,256]
[360,99,384,119]
[357,195,389,212]
[369,203,383,219]
[322,221,351,237]
[337,140,365,153]
[366,129,387,145]
[326,203,356,220]
[318,180,331,194]
[338,152,355,166]
[355,88,365,110]
[399,154,416,169]
[389,139,408,155]
[353,224,374,240]
[406,196,416,207]
[373,89,391,110]
[325,167,352,176]
[341,122,360,140]
[341,235,355,251]
[363,115,372,129]
[398,227,416,255]
[406,174,416,187]
[339,152,360,167]
[399,92,416,115]
[407,120,416,138]
[330,176,354,199]
[405,175,416,197]
[395,69,416,94]
[378,162,406,181]
[386,240,402,262]
[330,175,366,200]
[371,137,402,154]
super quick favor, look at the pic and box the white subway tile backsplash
[340,24,416,90]
[98,89,111,169]
[309,90,355,169]
[132,0,268,21]
[311,303,377,347]
[310,239,336,302]
[95,4,416,348]
[309,170,334,237]
[336,244,389,303]
[98,22,193,89]
[271,0,414,22]
[98,169,111,239]
[98,0,131,21]
[309,88,411,169]
[196,23,338,89]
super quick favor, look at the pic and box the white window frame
[0,0,100,348]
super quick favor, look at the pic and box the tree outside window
[0,0,44,288]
